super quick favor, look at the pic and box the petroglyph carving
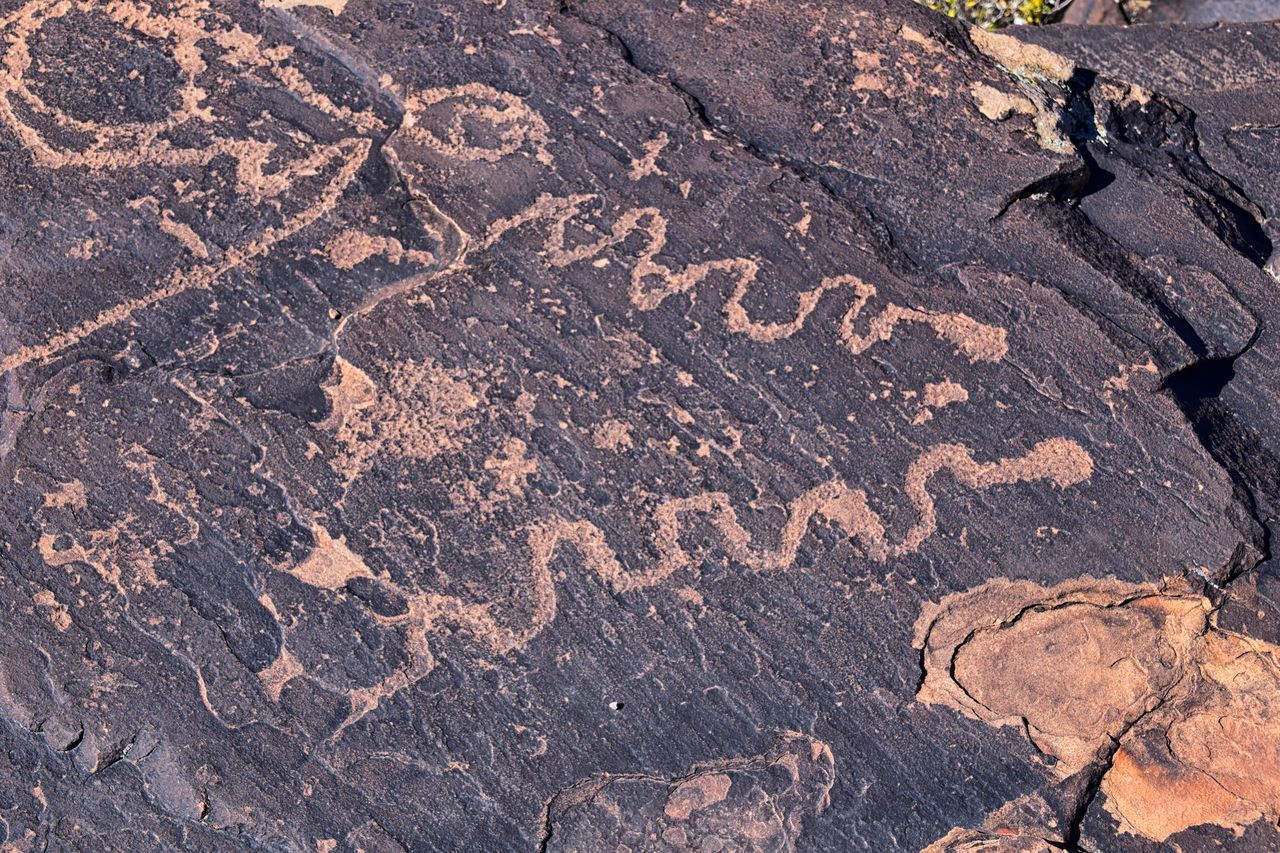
[262,0,349,13]
[397,82,553,166]
[256,645,304,704]
[543,731,836,852]
[0,136,366,380]
[324,229,435,270]
[320,356,487,486]
[0,0,373,179]
[591,419,634,452]
[477,437,537,512]
[482,193,1008,362]
[915,575,1280,842]
[307,437,1090,728]
[289,525,374,589]
[912,379,969,425]
[492,438,1091,635]
[39,525,153,593]
[629,131,669,180]
[0,0,372,374]
[35,448,200,592]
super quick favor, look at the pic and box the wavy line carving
[482,193,1008,362]
[320,437,1091,730]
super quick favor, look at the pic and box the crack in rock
[916,574,1280,844]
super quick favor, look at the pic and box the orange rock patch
[915,575,1280,841]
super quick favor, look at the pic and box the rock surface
[1066,0,1280,24]
[1130,0,1280,22]
[0,1,1276,850]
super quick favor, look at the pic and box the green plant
[917,0,1072,28]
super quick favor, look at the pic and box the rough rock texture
[1129,0,1280,22]
[1019,18,1280,634]
[0,0,1277,850]
[916,576,1280,844]
[1065,0,1280,24]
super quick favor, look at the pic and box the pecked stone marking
[915,575,1280,842]
[629,131,669,180]
[0,0,376,177]
[289,525,374,589]
[395,82,553,166]
[320,356,488,487]
[511,438,1092,613]
[35,448,200,593]
[282,437,1091,729]
[481,193,1009,362]
[911,379,968,425]
[0,0,372,375]
[0,138,369,377]
[543,732,836,852]
[384,102,1008,376]
[323,229,435,270]
[262,0,349,13]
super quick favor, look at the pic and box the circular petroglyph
[399,82,553,165]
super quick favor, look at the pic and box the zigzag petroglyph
[308,436,1092,729]
[384,102,1009,376]
[481,193,1009,362]
[385,91,1009,370]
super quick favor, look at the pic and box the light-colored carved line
[326,438,1089,731]
[407,438,1091,655]
[841,299,1008,364]
[0,137,370,376]
[2,1,216,158]
[0,0,381,374]
[481,194,1008,362]
[399,82,553,166]
[263,0,349,14]
[1,1,379,174]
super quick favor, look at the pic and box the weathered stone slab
[0,1,1277,850]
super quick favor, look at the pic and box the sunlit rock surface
[0,1,1277,849]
